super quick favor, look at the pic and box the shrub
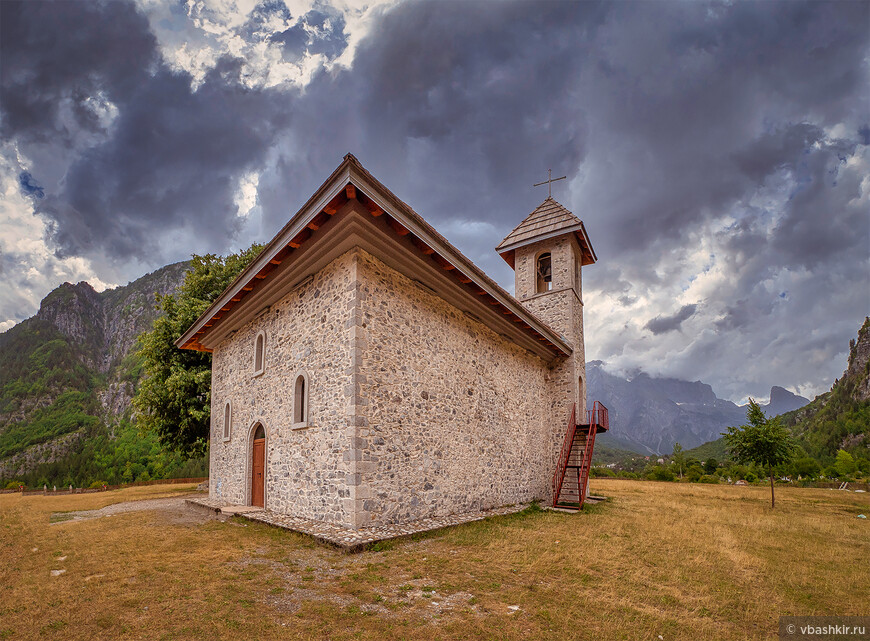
[698,475,720,484]
[744,471,758,483]
[591,467,616,478]
[647,466,675,482]
[793,457,821,479]
[88,480,108,489]
[5,480,24,490]
[686,464,705,482]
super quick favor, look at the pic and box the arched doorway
[251,423,266,508]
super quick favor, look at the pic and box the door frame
[245,420,269,509]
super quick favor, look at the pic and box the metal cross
[533,169,567,198]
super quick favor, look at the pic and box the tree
[671,442,686,479]
[133,244,263,457]
[723,399,795,508]
[703,457,719,474]
[834,449,857,477]
[793,457,821,479]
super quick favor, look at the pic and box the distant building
[177,154,605,528]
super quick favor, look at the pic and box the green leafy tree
[671,442,686,479]
[133,245,263,457]
[686,463,705,482]
[723,399,796,508]
[793,457,821,479]
[703,457,719,474]
[834,450,857,477]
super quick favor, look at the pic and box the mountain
[0,262,195,485]
[587,361,809,455]
[779,317,870,460]
[687,317,870,463]
[766,386,811,417]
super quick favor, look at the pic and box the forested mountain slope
[0,262,201,486]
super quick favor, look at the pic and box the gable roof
[175,154,573,361]
[495,197,597,269]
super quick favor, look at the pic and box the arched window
[223,400,232,441]
[536,252,552,293]
[253,331,266,376]
[293,371,309,428]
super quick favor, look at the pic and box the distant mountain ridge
[0,262,191,482]
[587,361,809,454]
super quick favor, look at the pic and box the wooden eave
[496,222,597,270]
[175,154,572,360]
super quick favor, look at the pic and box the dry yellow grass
[1,480,867,641]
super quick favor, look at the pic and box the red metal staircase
[552,401,609,509]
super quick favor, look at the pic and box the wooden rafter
[389,218,410,236]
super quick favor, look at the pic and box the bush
[647,466,675,482]
[591,467,616,478]
[686,464,705,482]
[793,457,821,479]
[744,471,758,483]
[5,480,24,490]
[88,480,108,489]
[698,475,720,484]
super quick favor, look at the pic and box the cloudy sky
[1,0,868,403]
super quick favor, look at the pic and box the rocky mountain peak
[37,281,104,355]
[846,317,870,402]
[765,386,810,417]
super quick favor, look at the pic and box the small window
[223,401,232,441]
[536,252,552,293]
[292,371,309,428]
[253,331,266,376]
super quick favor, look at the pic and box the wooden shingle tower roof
[495,197,597,269]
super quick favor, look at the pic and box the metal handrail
[577,401,609,507]
[551,404,576,506]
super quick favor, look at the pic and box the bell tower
[495,197,597,423]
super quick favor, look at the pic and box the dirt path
[50,495,210,524]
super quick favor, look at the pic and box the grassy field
[1,480,867,641]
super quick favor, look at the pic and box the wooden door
[252,438,265,508]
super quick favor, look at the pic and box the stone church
[177,154,607,529]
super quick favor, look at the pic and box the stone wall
[209,251,356,526]
[351,249,557,526]
[209,240,587,528]
[514,236,588,426]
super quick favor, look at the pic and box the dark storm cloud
[43,54,292,258]
[1,1,292,260]
[1,0,868,400]
[571,0,869,262]
[256,0,611,283]
[645,305,698,335]
[0,0,158,145]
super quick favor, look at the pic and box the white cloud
[0,146,116,331]
[137,0,399,90]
